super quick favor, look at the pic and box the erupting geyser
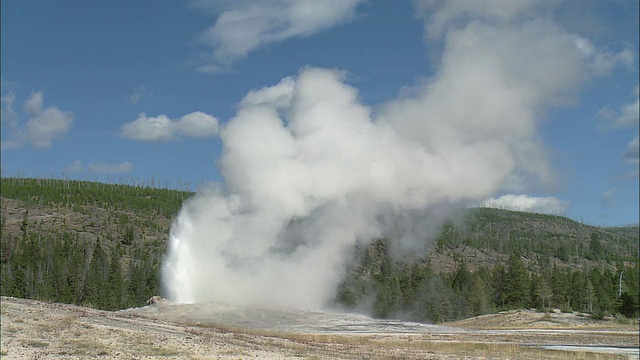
[161,3,621,309]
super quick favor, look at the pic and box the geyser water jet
[161,3,616,309]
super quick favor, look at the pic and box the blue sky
[1,0,638,227]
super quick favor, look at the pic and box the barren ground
[1,296,638,359]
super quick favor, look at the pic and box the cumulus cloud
[120,111,219,142]
[1,91,74,150]
[88,161,133,174]
[162,2,624,309]
[193,0,363,73]
[482,194,569,215]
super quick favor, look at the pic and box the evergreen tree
[415,275,455,322]
[588,232,604,260]
[568,270,585,311]
[84,239,108,308]
[450,259,471,293]
[468,271,492,315]
[551,266,570,309]
[491,260,507,308]
[504,254,530,308]
[535,275,553,310]
[107,246,125,310]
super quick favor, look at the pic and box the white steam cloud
[162,4,631,309]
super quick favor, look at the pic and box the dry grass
[20,340,49,348]
[141,346,183,357]
[61,338,110,356]
[3,297,636,360]
[185,320,631,360]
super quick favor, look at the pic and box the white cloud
[1,91,74,150]
[194,0,363,73]
[120,111,219,142]
[177,111,220,138]
[595,86,639,170]
[240,76,296,109]
[24,91,44,115]
[614,85,639,128]
[413,0,557,39]
[121,113,175,142]
[482,194,569,215]
[623,135,639,165]
[572,37,635,75]
[1,91,18,128]
[596,85,640,129]
[88,161,133,174]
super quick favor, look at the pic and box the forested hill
[337,208,638,322]
[1,178,193,310]
[1,177,638,323]
[438,207,638,265]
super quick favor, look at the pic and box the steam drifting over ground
[162,2,631,309]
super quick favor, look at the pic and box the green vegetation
[1,177,638,324]
[1,177,191,217]
[1,177,193,310]
[336,210,639,322]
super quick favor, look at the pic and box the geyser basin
[122,301,457,334]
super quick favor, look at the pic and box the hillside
[336,208,639,321]
[1,178,193,310]
[1,177,638,323]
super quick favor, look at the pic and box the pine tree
[84,239,108,308]
[492,260,507,308]
[504,254,530,308]
[588,232,604,260]
[468,272,492,316]
[535,275,553,310]
[107,246,125,310]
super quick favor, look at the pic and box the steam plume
[162,4,627,309]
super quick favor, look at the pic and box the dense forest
[1,177,638,323]
[1,177,192,310]
[337,209,639,321]
[336,237,638,322]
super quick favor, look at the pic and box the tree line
[336,238,639,322]
[1,227,161,310]
[1,177,192,218]
[1,178,180,310]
